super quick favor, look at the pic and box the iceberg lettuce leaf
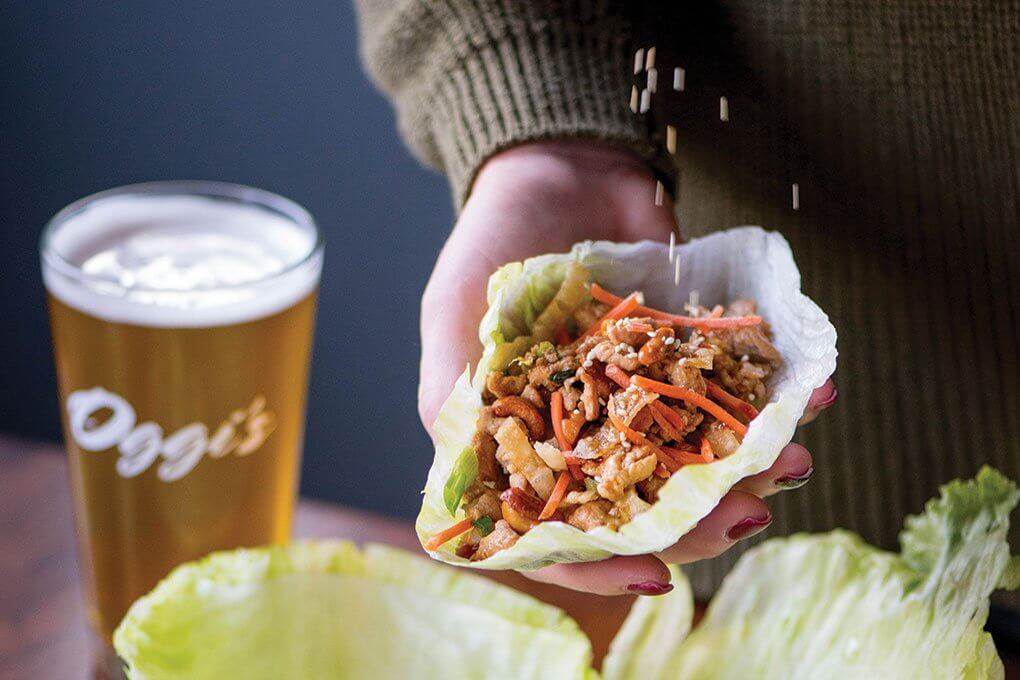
[417,229,838,570]
[604,468,1019,679]
[113,541,596,680]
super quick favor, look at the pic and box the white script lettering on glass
[66,387,276,482]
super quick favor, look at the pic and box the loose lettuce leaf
[113,541,595,680]
[603,467,1019,679]
[417,229,838,569]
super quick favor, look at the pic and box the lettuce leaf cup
[112,541,597,680]
[602,467,1020,679]
[417,228,838,569]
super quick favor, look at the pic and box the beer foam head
[42,189,322,328]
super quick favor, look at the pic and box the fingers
[657,490,772,564]
[798,379,838,425]
[733,443,813,498]
[524,553,674,596]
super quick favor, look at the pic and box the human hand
[419,139,837,595]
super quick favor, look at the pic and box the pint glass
[41,181,322,671]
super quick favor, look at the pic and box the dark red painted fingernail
[627,581,675,596]
[726,513,773,541]
[775,466,814,490]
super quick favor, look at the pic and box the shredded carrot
[555,326,572,346]
[579,292,641,339]
[552,392,584,479]
[539,471,572,520]
[604,364,632,388]
[631,375,748,437]
[699,435,715,462]
[550,391,571,451]
[705,380,759,421]
[608,410,647,447]
[424,518,474,552]
[625,321,655,334]
[661,445,709,466]
[589,283,761,330]
[651,404,686,441]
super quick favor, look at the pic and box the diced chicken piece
[471,431,506,484]
[611,488,652,523]
[610,385,659,427]
[666,358,707,394]
[573,422,626,460]
[578,370,601,421]
[521,384,545,408]
[462,481,501,521]
[604,317,655,348]
[638,475,668,503]
[595,446,658,501]
[583,340,642,372]
[471,520,519,561]
[533,440,567,471]
[704,421,742,458]
[573,300,610,335]
[494,418,556,499]
[566,499,615,531]
[562,489,600,507]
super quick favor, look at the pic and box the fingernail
[726,513,773,541]
[626,581,675,596]
[817,385,838,409]
[775,466,814,490]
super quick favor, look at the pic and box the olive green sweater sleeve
[354,0,675,206]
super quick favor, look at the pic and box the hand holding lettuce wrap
[419,141,837,593]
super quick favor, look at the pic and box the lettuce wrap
[417,228,838,569]
[602,467,1020,679]
[112,541,596,679]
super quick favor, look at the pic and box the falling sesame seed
[639,88,651,113]
[630,85,639,113]
[792,182,800,210]
[689,290,700,309]
[634,48,645,74]
[647,67,658,93]
[654,180,664,206]
[720,96,729,122]
[673,67,685,91]
[674,257,681,286]
[668,231,676,263]
[645,46,656,70]
[666,124,677,154]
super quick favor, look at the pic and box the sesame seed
[665,337,676,345]
[639,88,651,113]
[647,67,658,93]
[633,48,645,74]
[646,331,656,338]
[673,66,685,91]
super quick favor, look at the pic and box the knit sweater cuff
[358,1,676,207]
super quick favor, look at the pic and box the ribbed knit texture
[356,1,1020,606]
[355,0,677,205]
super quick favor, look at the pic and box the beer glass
[41,181,323,673]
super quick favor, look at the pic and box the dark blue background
[0,2,452,518]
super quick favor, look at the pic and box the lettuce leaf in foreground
[603,467,1020,680]
[418,229,838,570]
[113,541,595,680]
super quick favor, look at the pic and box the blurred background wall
[0,2,451,517]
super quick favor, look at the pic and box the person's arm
[354,0,836,595]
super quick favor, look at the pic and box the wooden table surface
[0,436,636,679]
[4,435,1017,679]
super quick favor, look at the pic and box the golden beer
[41,182,322,669]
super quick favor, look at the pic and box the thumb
[418,237,497,437]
